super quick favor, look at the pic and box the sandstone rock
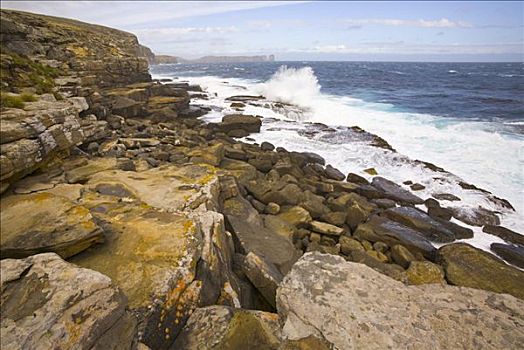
[381,206,456,243]
[300,152,325,165]
[309,221,344,236]
[1,253,136,350]
[320,211,346,226]
[324,164,345,181]
[427,205,453,221]
[344,249,405,281]
[490,243,524,268]
[371,176,424,205]
[243,252,284,309]
[261,183,303,206]
[451,206,500,226]
[278,206,313,228]
[432,193,461,201]
[354,215,437,259]
[216,114,261,134]
[483,225,524,246]
[172,306,281,350]
[438,243,524,299]
[0,192,103,259]
[277,252,524,350]
[345,193,376,231]
[410,183,425,191]
[339,236,365,255]
[263,215,296,241]
[390,244,416,268]
[363,167,377,175]
[264,202,280,215]
[346,172,368,185]
[260,141,275,151]
[406,261,445,285]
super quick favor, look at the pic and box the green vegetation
[1,94,25,109]
[20,93,37,102]
[1,51,60,94]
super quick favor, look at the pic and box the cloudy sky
[3,1,523,61]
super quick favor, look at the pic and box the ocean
[150,61,524,248]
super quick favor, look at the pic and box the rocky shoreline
[1,9,523,349]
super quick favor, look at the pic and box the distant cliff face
[0,9,152,91]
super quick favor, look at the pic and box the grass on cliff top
[0,93,37,109]
[1,51,60,94]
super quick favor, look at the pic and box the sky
[2,1,523,61]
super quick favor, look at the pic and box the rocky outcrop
[1,253,136,350]
[277,252,524,349]
[438,243,524,299]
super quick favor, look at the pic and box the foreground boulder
[277,252,524,349]
[438,243,524,299]
[215,114,261,136]
[490,243,524,268]
[0,192,103,259]
[1,253,136,350]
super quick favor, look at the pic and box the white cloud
[345,18,473,28]
[135,26,239,44]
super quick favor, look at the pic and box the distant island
[143,53,275,65]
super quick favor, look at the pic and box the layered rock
[277,252,524,349]
[1,253,136,350]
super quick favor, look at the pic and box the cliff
[1,9,523,350]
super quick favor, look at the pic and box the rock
[406,261,445,285]
[344,249,405,281]
[243,252,284,309]
[372,241,388,253]
[224,196,300,274]
[216,114,261,134]
[490,243,524,268]
[277,252,524,350]
[390,244,416,269]
[172,306,281,350]
[432,193,461,201]
[424,198,440,208]
[451,206,500,226]
[0,192,103,259]
[483,225,524,246]
[363,167,377,175]
[320,211,346,226]
[410,183,425,191]
[260,141,275,151]
[248,157,273,173]
[0,253,136,350]
[324,164,345,181]
[264,202,280,215]
[354,215,437,259]
[339,236,365,255]
[300,152,325,165]
[372,198,396,209]
[261,183,303,206]
[438,243,524,299]
[263,215,296,241]
[381,206,456,243]
[346,172,368,185]
[345,193,376,231]
[309,221,344,236]
[427,206,453,221]
[371,177,424,205]
[112,96,144,117]
[299,191,330,219]
[277,206,312,228]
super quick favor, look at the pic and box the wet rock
[0,192,103,259]
[324,164,345,181]
[354,215,437,259]
[438,243,524,299]
[424,198,440,208]
[451,206,500,226]
[433,193,461,201]
[243,252,284,309]
[372,198,396,209]
[260,141,275,151]
[427,206,453,221]
[277,252,524,350]
[346,172,368,185]
[216,114,261,134]
[371,177,424,205]
[490,243,524,269]
[410,183,425,191]
[172,306,281,350]
[1,253,136,350]
[363,167,377,175]
[483,225,524,246]
[300,152,325,165]
[381,206,456,243]
[406,261,445,285]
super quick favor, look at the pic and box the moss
[1,51,60,93]
[0,93,25,109]
[20,93,37,102]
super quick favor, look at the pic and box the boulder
[381,207,456,243]
[490,243,524,269]
[1,253,136,350]
[406,261,445,285]
[432,193,461,201]
[0,192,103,259]
[300,152,325,165]
[172,306,281,350]
[371,177,424,205]
[309,221,344,236]
[216,114,261,134]
[344,249,405,281]
[277,252,524,350]
[277,206,313,228]
[339,236,365,255]
[261,183,303,206]
[324,164,345,181]
[243,252,284,309]
[260,141,275,151]
[354,215,437,259]
[483,225,524,246]
[346,172,368,185]
[390,244,416,269]
[263,215,296,241]
[451,206,500,226]
[438,243,524,299]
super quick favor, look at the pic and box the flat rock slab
[277,252,524,350]
[0,192,103,259]
[172,305,281,350]
[439,243,524,299]
[243,252,283,309]
[1,253,136,350]
[371,176,424,205]
[354,215,437,259]
[490,243,524,268]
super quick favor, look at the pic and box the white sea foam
[152,67,524,242]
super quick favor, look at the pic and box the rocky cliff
[1,9,523,350]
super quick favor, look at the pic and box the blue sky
[3,1,523,61]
